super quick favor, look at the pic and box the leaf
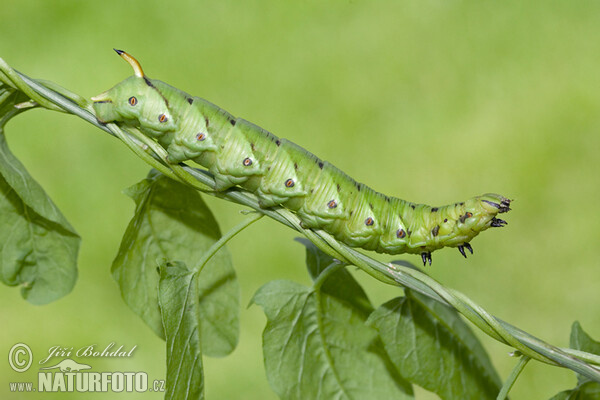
[298,237,374,316]
[571,322,600,358]
[367,290,502,400]
[112,170,239,356]
[550,391,570,400]
[0,83,80,304]
[251,241,413,400]
[570,322,600,386]
[549,322,600,399]
[158,261,204,400]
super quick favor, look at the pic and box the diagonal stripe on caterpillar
[92,50,511,266]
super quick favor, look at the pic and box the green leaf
[549,322,600,399]
[571,322,600,385]
[571,322,600,357]
[158,261,204,400]
[252,241,413,400]
[299,237,381,323]
[298,238,374,316]
[367,290,502,399]
[551,391,570,400]
[0,83,79,304]
[550,381,600,400]
[112,171,239,356]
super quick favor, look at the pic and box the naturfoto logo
[8,343,164,394]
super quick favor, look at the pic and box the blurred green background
[1,0,599,398]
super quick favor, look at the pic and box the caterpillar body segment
[93,51,511,265]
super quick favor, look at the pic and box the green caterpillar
[92,50,510,266]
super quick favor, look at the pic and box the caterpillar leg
[457,243,474,258]
[421,252,432,266]
[490,218,507,227]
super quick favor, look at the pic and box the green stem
[315,228,399,285]
[0,61,62,111]
[106,123,182,182]
[312,262,345,291]
[121,126,214,192]
[37,79,90,108]
[496,356,530,400]
[194,212,263,274]
[452,290,555,364]
[561,349,600,366]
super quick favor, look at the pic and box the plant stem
[496,356,530,400]
[312,262,345,291]
[194,213,263,274]
[0,61,62,111]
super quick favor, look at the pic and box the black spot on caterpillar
[92,50,512,265]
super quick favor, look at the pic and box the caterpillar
[92,50,511,266]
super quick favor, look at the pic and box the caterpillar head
[461,193,511,233]
[477,193,511,215]
[92,50,176,134]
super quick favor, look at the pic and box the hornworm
[92,50,510,266]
